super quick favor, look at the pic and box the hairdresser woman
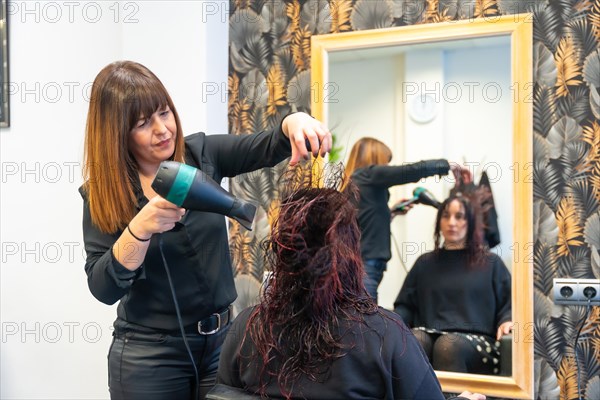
[80,61,331,400]
[344,137,454,302]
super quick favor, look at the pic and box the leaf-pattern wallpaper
[228,1,600,398]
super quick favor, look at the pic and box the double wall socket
[553,278,600,305]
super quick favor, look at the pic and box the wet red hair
[245,164,379,398]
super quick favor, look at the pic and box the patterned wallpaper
[228,1,600,398]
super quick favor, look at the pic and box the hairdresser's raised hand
[282,112,332,165]
[451,163,472,185]
[130,196,186,238]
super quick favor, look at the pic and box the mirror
[311,14,533,399]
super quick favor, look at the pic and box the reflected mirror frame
[311,14,533,399]
[0,0,8,128]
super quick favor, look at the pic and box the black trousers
[413,329,497,375]
[108,323,230,400]
[363,258,387,302]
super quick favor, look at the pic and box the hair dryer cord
[158,234,200,398]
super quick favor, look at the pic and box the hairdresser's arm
[82,194,137,305]
[367,159,450,187]
[204,112,331,177]
[82,194,183,305]
[112,196,185,270]
[203,126,291,178]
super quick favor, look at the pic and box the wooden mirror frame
[0,0,9,128]
[311,14,533,399]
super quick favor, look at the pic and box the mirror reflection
[329,35,512,301]
[311,14,533,399]
[331,35,514,376]
[393,194,512,376]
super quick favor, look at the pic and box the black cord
[390,231,409,275]
[574,300,592,400]
[158,234,200,399]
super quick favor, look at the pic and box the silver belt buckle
[198,312,220,335]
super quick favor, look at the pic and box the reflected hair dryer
[392,187,441,212]
[151,161,256,230]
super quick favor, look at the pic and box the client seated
[214,165,485,400]
[394,194,512,375]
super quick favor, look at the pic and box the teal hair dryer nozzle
[392,187,441,213]
[151,161,256,230]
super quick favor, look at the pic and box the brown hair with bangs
[433,194,486,267]
[83,61,185,233]
[343,137,392,188]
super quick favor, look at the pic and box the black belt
[184,306,232,335]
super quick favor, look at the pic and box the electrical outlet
[553,278,600,305]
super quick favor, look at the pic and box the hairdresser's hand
[457,391,486,400]
[391,199,414,217]
[451,163,472,185]
[113,197,185,271]
[496,321,513,341]
[282,112,332,165]
[130,196,186,238]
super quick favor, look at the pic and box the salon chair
[206,383,261,400]
[499,333,512,377]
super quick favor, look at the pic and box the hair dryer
[392,187,441,212]
[151,161,256,230]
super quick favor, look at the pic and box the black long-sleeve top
[351,160,450,261]
[217,306,451,400]
[80,128,291,331]
[394,249,512,337]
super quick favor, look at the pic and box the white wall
[0,1,228,398]
[382,49,447,310]
[328,56,399,160]
[443,44,513,266]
